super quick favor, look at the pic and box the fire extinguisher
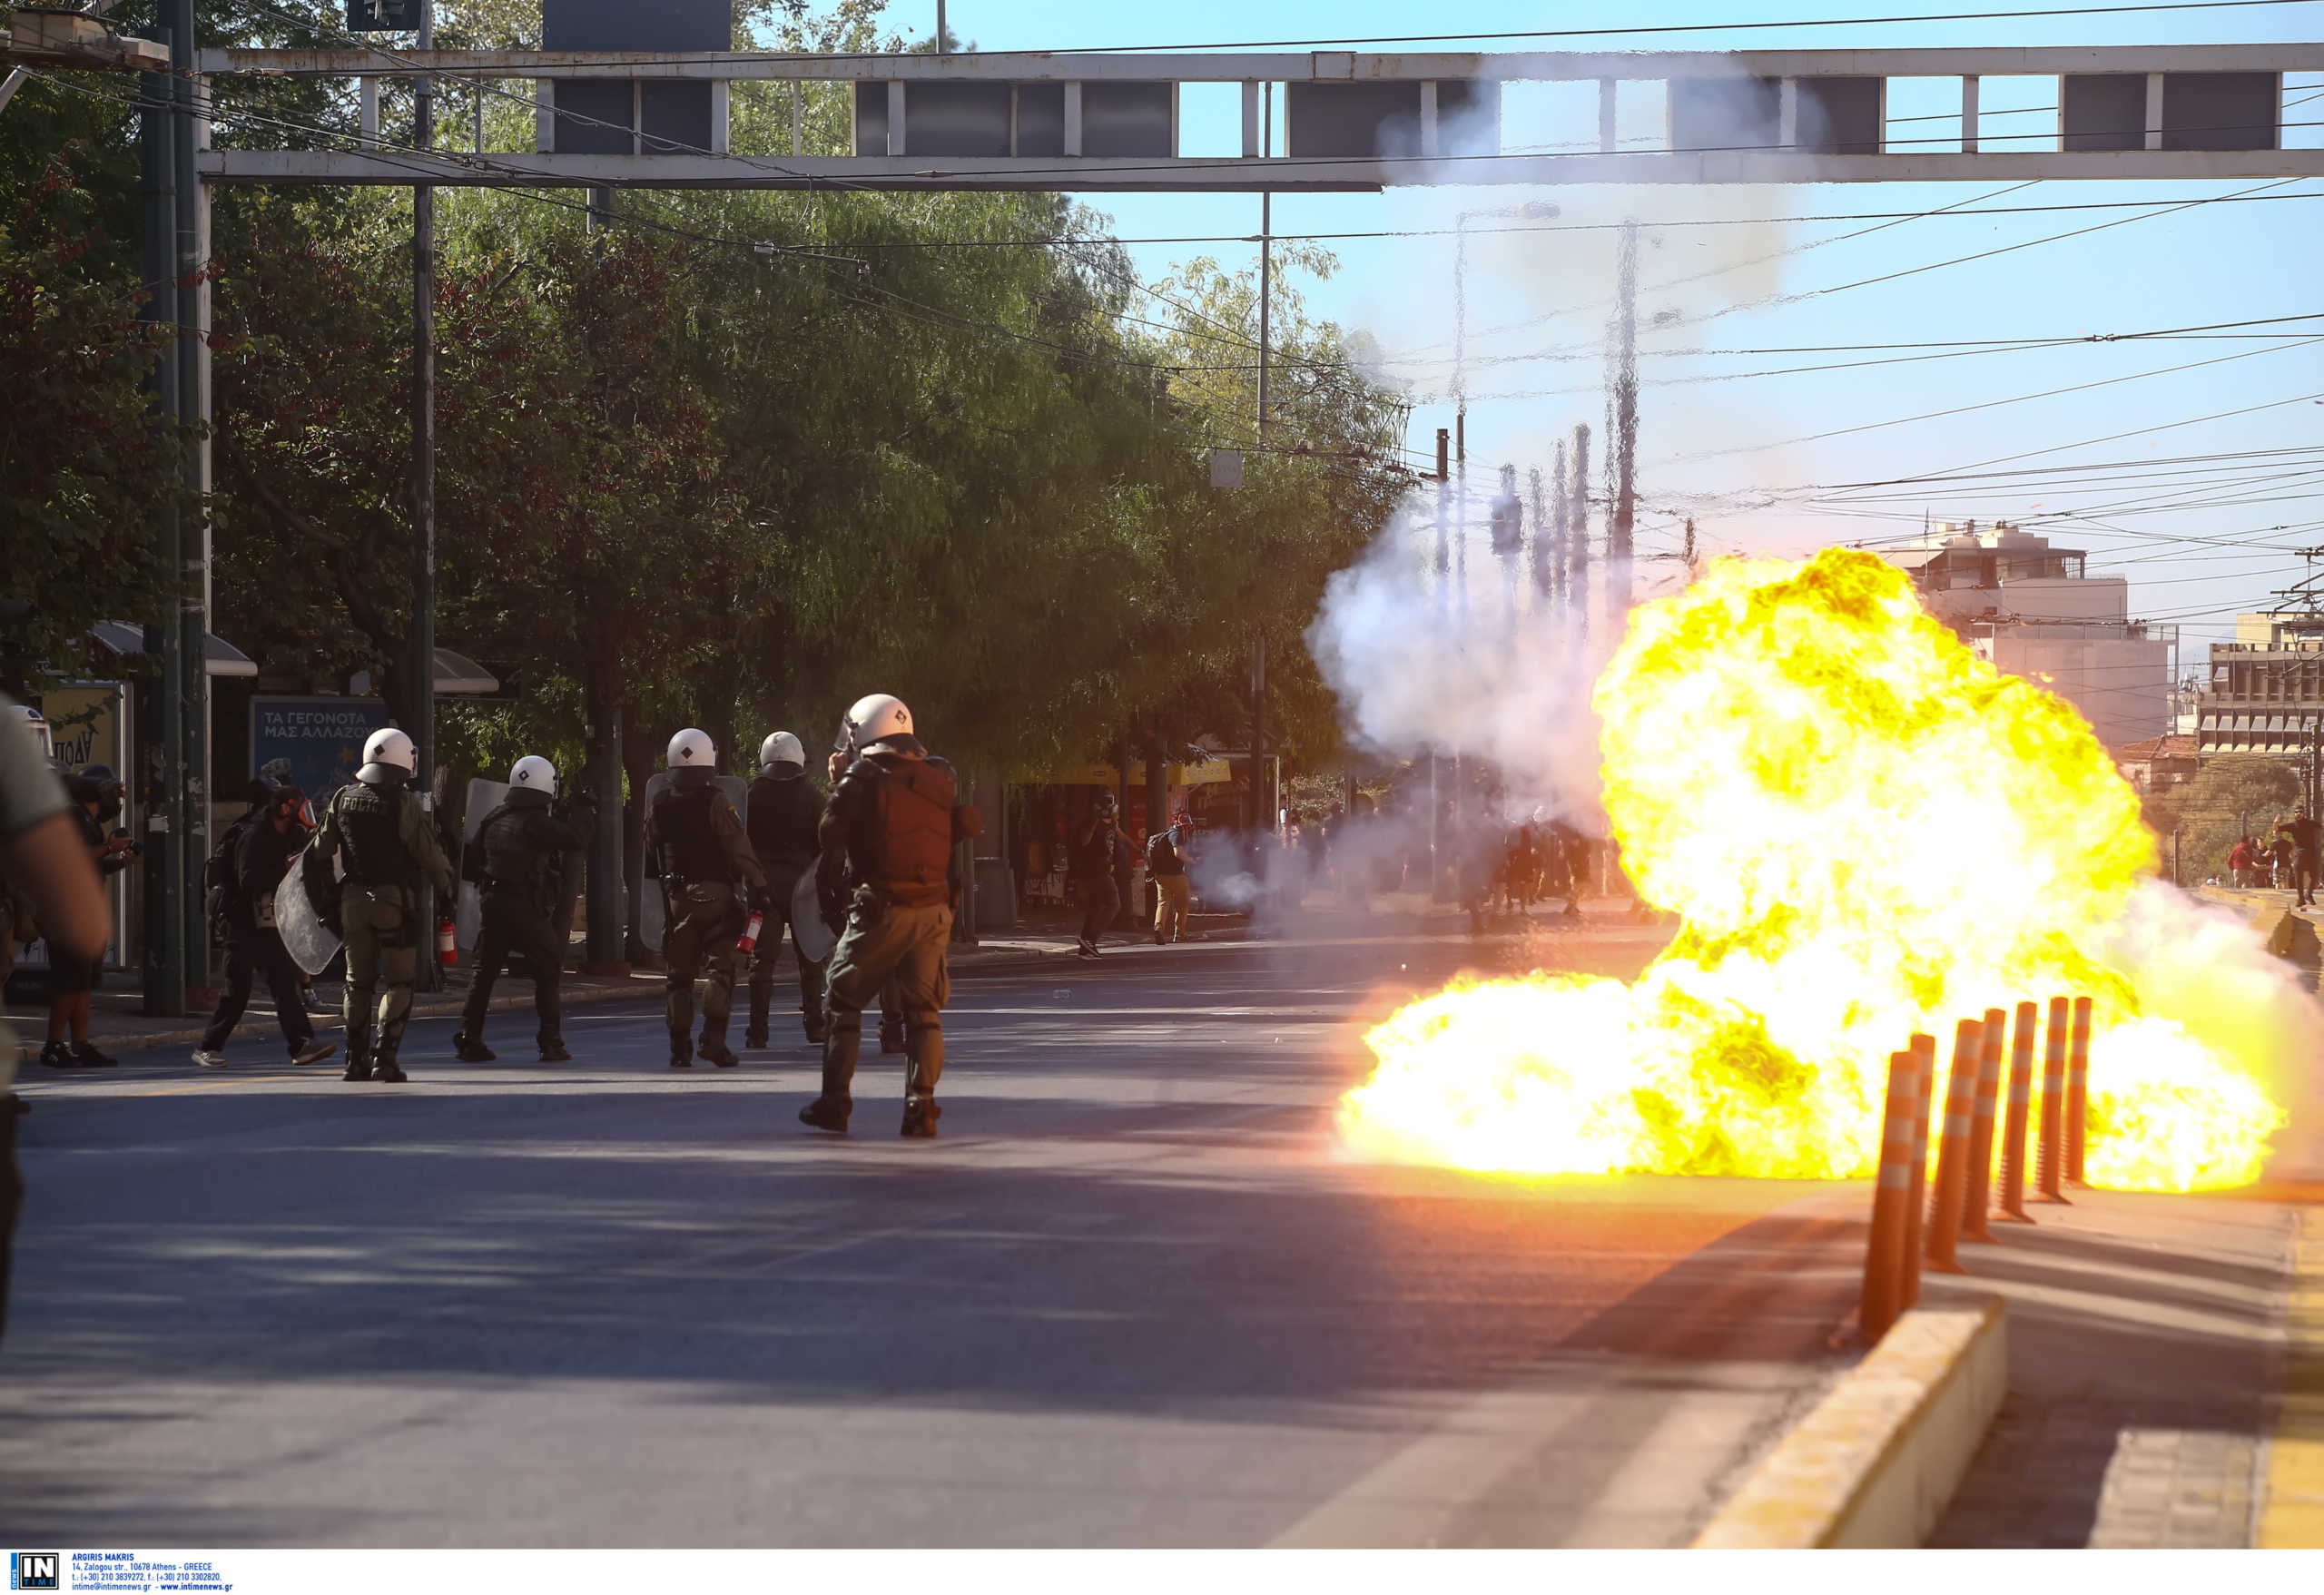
[735,911,764,957]
[436,912,458,965]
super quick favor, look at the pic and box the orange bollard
[1859,1048,1923,1344]
[1959,1008,2005,1244]
[1996,1000,2037,1225]
[2036,995,2072,1205]
[1901,1030,1936,1306]
[1923,1019,1979,1275]
[2065,995,2093,1185]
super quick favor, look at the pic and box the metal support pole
[1607,219,1639,626]
[410,0,441,990]
[1251,106,1272,842]
[1568,424,1591,633]
[169,0,210,999]
[138,38,184,1017]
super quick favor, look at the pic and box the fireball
[1340,549,2291,1191]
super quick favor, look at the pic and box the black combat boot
[799,1094,852,1133]
[372,1055,408,1084]
[342,1049,374,1082]
[744,995,769,1050]
[699,1034,740,1069]
[668,1030,694,1069]
[537,1039,572,1063]
[900,1096,941,1139]
[453,1033,496,1062]
[800,1026,858,1132]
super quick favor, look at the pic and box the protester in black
[192,784,334,1070]
[1075,792,1135,959]
[455,756,590,1063]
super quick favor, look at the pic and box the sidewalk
[1925,1184,2324,1548]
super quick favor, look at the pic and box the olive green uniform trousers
[664,881,743,1049]
[341,885,418,1069]
[822,899,951,1102]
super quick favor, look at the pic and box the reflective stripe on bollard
[1923,1019,1979,1275]
[1901,1030,1937,1308]
[1860,1047,1923,1344]
[2065,995,2093,1186]
[1996,1000,2038,1225]
[1960,1007,2005,1244]
[2037,995,2073,1205]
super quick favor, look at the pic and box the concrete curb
[1692,1297,2008,1548]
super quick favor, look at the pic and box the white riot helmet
[509,754,557,798]
[361,727,416,776]
[758,731,804,772]
[836,694,912,754]
[666,728,714,769]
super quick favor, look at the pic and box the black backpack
[202,806,262,936]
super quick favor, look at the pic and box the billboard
[250,695,384,802]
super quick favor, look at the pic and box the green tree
[2149,754,2303,882]
[0,137,183,694]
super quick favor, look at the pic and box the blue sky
[878,0,2324,665]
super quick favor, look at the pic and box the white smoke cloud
[1307,494,1678,827]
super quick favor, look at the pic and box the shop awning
[90,620,257,678]
[346,649,501,695]
[1020,759,1233,788]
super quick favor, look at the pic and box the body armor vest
[478,802,558,901]
[862,755,956,907]
[338,782,417,892]
[653,783,732,884]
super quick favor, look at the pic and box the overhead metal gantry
[195,44,2324,188]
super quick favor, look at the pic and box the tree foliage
[7,2,1410,813]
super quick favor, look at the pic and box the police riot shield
[456,777,508,957]
[274,847,341,976]
[791,862,836,965]
[638,771,750,954]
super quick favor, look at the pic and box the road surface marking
[2259,1204,2324,1546]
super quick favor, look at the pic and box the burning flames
[1341,549,2290,1192]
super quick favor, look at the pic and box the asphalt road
[1,927,1861,1547]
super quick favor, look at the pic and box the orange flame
[1341,549,2290,1191]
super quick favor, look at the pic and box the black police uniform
[199,801,321,1059]
[645,769,765,1067]
[456,787,588,1060]
[743,762,827,1047]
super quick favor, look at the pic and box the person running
[192,783,336,1070]
[1147,821,1192,945]
[1074,792,1135,959]
[2281,807,2322,908]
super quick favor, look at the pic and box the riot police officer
[454,755,591,1064]
[743,731,827,1049]
[799,694,978,1139]
[307,728,457,1084]
[645,729,765,1069]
